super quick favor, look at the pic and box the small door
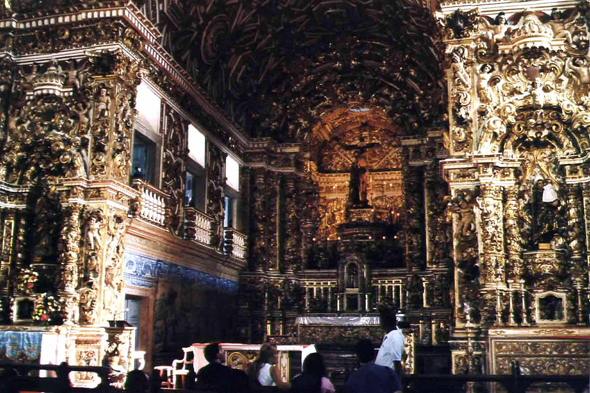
[125,296,141,350]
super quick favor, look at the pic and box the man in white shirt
[375,305,405,376]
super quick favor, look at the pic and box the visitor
[247,342,291,389]
[196,343,248,391]
[291,352,335,393]
[345,339,402,393]
[375,304,405,376]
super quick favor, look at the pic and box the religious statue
[477,64,494,105]
[532,178,564,246]
[450,50,470,89]
[348,153,368,207]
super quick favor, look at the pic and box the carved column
[404,166,425,272]
[425,161,450,267]
[250,169,267,271]
[283,175,300,273]
[206,143,226,252]
[505,186,523,282]
[582,184,590,322]
[266,171,279,270]
[239,167,251,240]
[0,210,16,293]
[162,108,187,237]
[58,202,83,324]
[479,184,505,325]
[566,184,586,279]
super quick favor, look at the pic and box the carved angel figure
[85,215,102,251]
[451,50,470,88]
[569,57,590,84]
[95,88,111,119]
[479,12,515,47]
[478,116,506,154]
[546,8,577,44]
[451,192,479,239]
[477,64,494,105]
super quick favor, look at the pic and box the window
[188,125,206,167]
[132,131,157,185]
[224,155,240,229]
[224,190,238,228]
[226,155,240,192]
[185,166,206,211]
[131,82,162,186]
[186,125,207,211]
[135,82,161,134]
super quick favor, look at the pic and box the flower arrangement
[33,293,63,325]
[15,268,39,294]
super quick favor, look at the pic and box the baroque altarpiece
[0,0,588,386]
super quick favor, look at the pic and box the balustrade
[185,207,214,247]
[131,180,168,227]
[223,227,248,260]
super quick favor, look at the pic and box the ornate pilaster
[479,183,505,287]
[206,143,226,252]
[283,175,301,273]
[404,166,425,272]
[566,184,586,281]
[267,171,279,270]
[479,183,505,326]
[505,186,523,282]
[58,202,83,324]
[162,108,187,237]
[250,169,267,271]
[425,162,451,267]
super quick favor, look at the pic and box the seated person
[247,343,291,389]
[291,352,335,393]
[345,339,402,393]
[196,343,248,391]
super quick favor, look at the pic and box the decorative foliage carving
[162,110,187,237]
[206,143,226,252]
[102,213,129,323]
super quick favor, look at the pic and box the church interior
[1,0,590,390]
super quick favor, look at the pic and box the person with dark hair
[291,352,335,393]
[196,343,248,391]
[247,342,291,389]
[375,305,405,376]
[345,339,402,393]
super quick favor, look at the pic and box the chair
[153,365,174,389]
[172,346,195,389]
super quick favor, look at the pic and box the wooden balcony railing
[185,207,214,247]
[131,179,169,227]
[223,228,247,260]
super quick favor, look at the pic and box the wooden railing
[223,227,247,260]
[185,207,214,247]
[402,374,589,393]
[0,362,110,393]
[131,179,169,227]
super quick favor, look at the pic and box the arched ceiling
[171,0,445,143]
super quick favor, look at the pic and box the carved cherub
[73,101,91,132]
[569,57,590,84]
[95,87,111,119]
[546,8,577,45]
[477,64,494,104]
[85,212,104,251]
[479,12,516,47]
[450,50,471,88]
